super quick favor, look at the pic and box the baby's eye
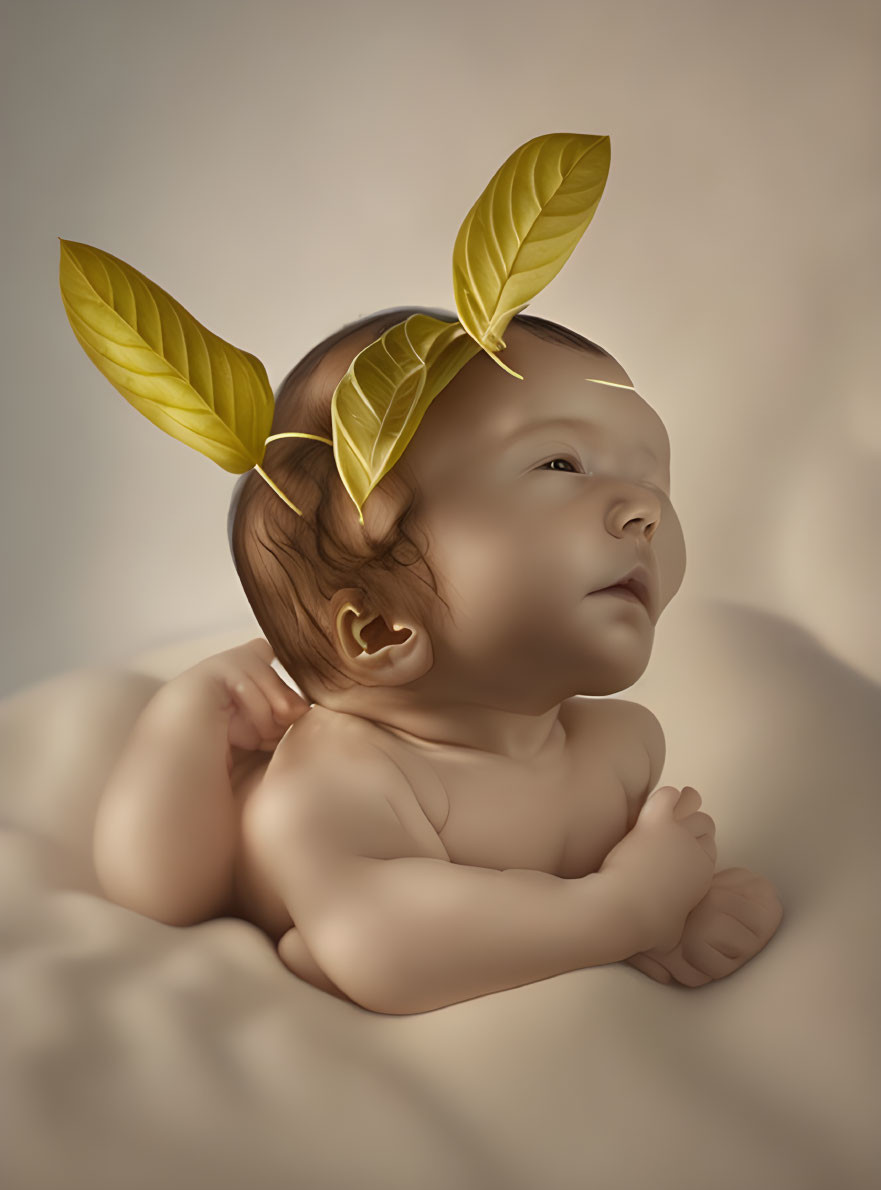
[537,457,579,473]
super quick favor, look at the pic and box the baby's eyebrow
[500,416,660,463]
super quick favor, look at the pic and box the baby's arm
[247,752,715,1015]
[93,639,306,926]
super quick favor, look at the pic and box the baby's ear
[331,590,433,687]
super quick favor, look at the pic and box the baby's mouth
[588,574,653,618]
[595,584,644,605]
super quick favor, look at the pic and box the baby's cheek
[656,504,686,606]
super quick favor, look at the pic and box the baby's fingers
[241,637,275,662]
[643,785,682,816]
[710,873,784,933]
[237,654,309,725]
[227,673,285,751]
[686,810,717,862]
[672,785,702,818]
[679,905,767,978]
[645,785,702,819]
[260,673,309,726]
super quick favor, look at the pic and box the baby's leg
[625,868,783,987]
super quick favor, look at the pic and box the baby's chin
[568,647,654,699]
[572,675,644,698]
[304,634,655,715]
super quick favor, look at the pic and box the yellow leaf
[331,315,482,522]
[58,239,275,473]
[451,132,611,378]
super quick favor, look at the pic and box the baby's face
[397,323,686,709]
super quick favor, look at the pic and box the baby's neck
[313,686,564,762]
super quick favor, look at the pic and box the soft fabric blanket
[2,601,878,1190]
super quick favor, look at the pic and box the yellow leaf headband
[59,131,632,526]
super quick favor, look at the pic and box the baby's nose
[606,486,661,540]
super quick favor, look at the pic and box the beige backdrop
[2,4,881,1189]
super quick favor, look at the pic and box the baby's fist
[180,638,310,754]
[627,868,784,987]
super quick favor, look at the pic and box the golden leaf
[451,132,611,378]
[59,239,275,473]
[331,314,482,522]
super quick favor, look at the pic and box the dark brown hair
[228,307,609,701]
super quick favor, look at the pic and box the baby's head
[229,312,686,712]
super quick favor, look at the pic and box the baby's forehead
[417,329,669,459]
[478,388,667,451]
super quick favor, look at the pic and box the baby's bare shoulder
[262,705,402,793]
[249,707,448,859]
[558,693,651,742]
[559,696,666,824]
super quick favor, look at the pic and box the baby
[93,310,783,1015]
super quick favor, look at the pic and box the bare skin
[623,867,785,987]
[93,323,783,1012]
[229,693,781,1001]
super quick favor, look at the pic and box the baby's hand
[170,638,310,758]
[626,868,784,987]
[599,786,717,953]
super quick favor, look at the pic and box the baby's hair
[228,307,609,702]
